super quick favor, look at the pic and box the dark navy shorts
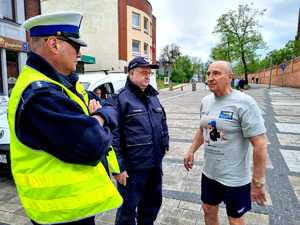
[201,173,251,218]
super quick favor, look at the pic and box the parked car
[79,71,157,96]
[0,95,10,170]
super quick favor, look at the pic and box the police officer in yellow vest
[8,12,122,225]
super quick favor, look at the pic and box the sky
[149,0,300,62]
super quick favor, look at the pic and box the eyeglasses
[45,37,80,54]
[56,37,81,54]
[134,68,152,76]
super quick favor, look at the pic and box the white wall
[42,0,126,72]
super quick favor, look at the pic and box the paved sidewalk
[0,83,300,225]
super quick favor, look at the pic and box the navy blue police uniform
[113,77,169,225]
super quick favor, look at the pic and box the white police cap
[23,11,87,47]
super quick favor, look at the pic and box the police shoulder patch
[31,81,50,90]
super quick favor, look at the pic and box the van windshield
[80,82,91,90]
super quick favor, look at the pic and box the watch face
[256,183,263,188]
[252,179,265,188]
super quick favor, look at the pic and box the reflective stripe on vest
[8,65,122,224]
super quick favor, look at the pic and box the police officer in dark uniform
[113,56,169,225]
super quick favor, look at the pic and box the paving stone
[273,106,300,116]
[277,134,300,147]
[178,200,201,211]
[280,149,300,173]
[164,142,203,162]
[169,128,196,140]
[288,176,300,202]
[272,101,300,106]
[168,119,200,129]
[275,116,300,123]
[275,123,300,134]
[1,84,299,225]
[0,211,29,225]
[167,113,200,120]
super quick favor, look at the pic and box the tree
[213,4,266,82]
[172,56,194,82]
[253,40,300,72]
[191,57,204,81]
[211,35,236,61]
[159,44,182,79]
[159,44,181,65]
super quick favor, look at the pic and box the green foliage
[248,40,300,72]
[295,40,300,56]
[156,78,168,90]
[213,4,266,81]
[264,40,298,65]
[172,56,194,82]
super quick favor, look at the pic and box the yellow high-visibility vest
[8,65,122,224]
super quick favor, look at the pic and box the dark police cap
[23,11,87,47]
[128,56,159,72]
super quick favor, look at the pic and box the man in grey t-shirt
[184,61,267,225]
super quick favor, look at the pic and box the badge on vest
[219,111,233,120]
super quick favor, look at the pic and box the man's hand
[113,171,129,186]
[251,183,267,206]
[89,99,101,113]
[184,150,194,171]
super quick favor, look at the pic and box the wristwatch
[252,178,265,188]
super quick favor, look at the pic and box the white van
[79,71,127,97]
[79,71,157,97]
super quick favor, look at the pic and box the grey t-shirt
[200,90,266,187]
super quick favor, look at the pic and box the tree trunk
[240,46,248,83]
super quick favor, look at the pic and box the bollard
[169,81,173,91]
[192,83,196,91]
[181,85,183,91]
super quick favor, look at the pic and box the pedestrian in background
[112,56,169,225]
[8,12,122,225]
[238,78,246,91]
[184,60,267,225]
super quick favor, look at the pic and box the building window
[132,40,140,56]
[6,50,19,94]
[150,22,152,37]
[0,0,16,21]
[144,43,149,58]
[132,12,140,30]
[144,17,149,34]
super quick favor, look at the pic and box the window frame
[144,42,149,57]
[1,0,16,22]
[132,12,141,30]
[144,17,149,34]
[132,39,141,57]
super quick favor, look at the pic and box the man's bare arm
[184,128,204,171]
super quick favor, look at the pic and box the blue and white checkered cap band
[30,24,79,37]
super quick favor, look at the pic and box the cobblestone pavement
[1,83,300,225]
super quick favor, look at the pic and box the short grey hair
[30,37,46,51]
